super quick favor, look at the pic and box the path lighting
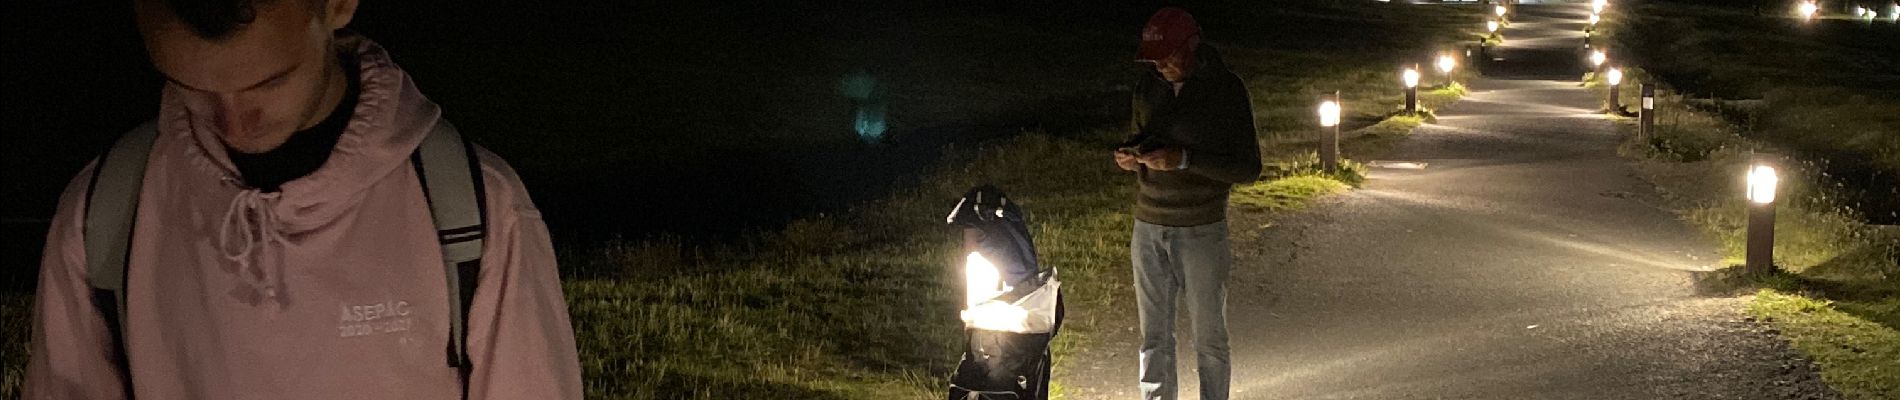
[1589,13,1602,26]
[1892,3,1899,22]
[1745,157,1780,277]
[1593,0,1608,14]
[1590,49,1607,69]
[1403,66,1421,114]
[1437,54,1457,86]
[1487,20,1500,33]
[1605,67,1624,112]
[1799,1,1819,20]
[1318,94,1342,174]
[1496,5,1508,17]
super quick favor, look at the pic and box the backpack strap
[410,120,487,397]
[83,120,159,397]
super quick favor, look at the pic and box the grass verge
[1607,56,1900,400]
[1747,290,1900,400]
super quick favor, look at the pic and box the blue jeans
[1132,220,1231,400]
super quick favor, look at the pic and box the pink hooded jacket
[25,36,583,399]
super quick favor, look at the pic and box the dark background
[3,1,1193,290]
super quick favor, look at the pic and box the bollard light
[1590,50,1607,69]
[1589,13,1602,25]
[1744,158,1780,276]
[1487,20,1500,33]
[1496,5,1508,17]
[1403,65,1420,114]
[1855,5,1868,18]
[1605,67,1624,113]
[1892,3,1900,22]
[1593,0,1608,14]
[1799,1,1819,20]
[1747,165,1779,204]
[1318,100,1341,127]
[1319,94,1343,174]
[1436,54,1451,87]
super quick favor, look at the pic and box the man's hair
[157,0,316,39]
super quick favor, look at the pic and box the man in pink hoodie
[25,0,583,398]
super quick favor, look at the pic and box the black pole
[1608,83,1621,113]
[1406,87,1418,115]
[1639,84,1655,141]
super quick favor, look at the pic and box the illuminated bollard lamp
[1799,1,1819,21]
[1319,94,1343,174]
[1403,65,1421,115]
[1745,156,1781,277]
[1604,67,1624,114]
[1437,54,1457,88]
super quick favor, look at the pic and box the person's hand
[1138,148,1184,171]
[1114,150,1141,171]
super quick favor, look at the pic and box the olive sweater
[1129,45,1263,227]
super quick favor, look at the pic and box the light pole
[1605,67,1624,113]
[1746,156,1780,277]
[1318,94,1342,174]
[1496,4,1508,19]
[1437,54,1457,87]
[1589,13,1601,28]
[1593,0,1607,14]
[1639,83,1656,142]
[1403,65,1420,115]
[1799,1,1819,21]
[1590,49,1607,70]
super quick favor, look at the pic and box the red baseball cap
[1136,7,1201,62]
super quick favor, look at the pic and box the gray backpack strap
[84,120,159,397]
[410,120,486,394]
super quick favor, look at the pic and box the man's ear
[322,0,360,30]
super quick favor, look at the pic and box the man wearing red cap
[1113,6,1261,400]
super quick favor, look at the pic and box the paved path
[1064,3,1837,399]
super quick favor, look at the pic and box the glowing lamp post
[1593,0,1608,14]
[1589,49,1607,70]
[1403,66,1421,114]
[1745,157,1780,277]
[1604,67,1624,112]
[1436,54,1457,87]
[1799,1,1819,20]
[1589,13,1602,27]
[1892,4,1900,22]
[1496,5,1508,18]
[1318,94,1342,174]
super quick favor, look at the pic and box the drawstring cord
[218,188,287,304]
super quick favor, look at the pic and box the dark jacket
[1128,45,1263,227]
